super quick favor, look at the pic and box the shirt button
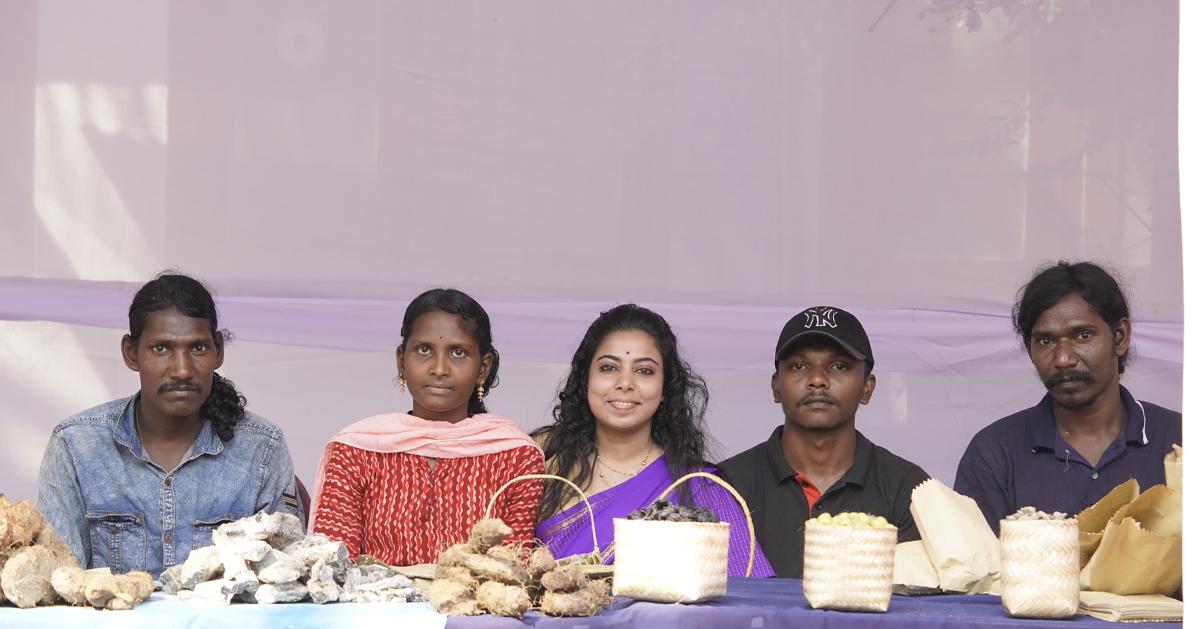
[164,532,173,543]
[164,477,172,487]
[815,505,823,511]
[1092,472,1099,480]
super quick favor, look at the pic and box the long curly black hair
[128,272,246,442]
[533,304,711,523]
[399,288,500,416]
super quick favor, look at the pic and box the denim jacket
[36,394,303,578]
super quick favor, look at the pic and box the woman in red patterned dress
[309,288,543,565]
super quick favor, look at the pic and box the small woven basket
[803,520,897,612]
[1000,519,1079,619]
[487,474,602,561]
[612,472,756,603]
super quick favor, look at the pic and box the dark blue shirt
[954,385,1181,532]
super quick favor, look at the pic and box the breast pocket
[191,514,245,550]
[85,511,147,573]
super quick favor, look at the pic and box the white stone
[189,579,235,604]
[180,545,223,588]
[252,549,304,584]
[254,581,308,604]
[216,512,304,547]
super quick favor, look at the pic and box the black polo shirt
[717,427,929,578]
[954,385,1181,534]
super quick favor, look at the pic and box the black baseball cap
[774,306,874,371]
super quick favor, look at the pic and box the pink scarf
[308,412,543,531]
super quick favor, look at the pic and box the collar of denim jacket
[113,393,225,469]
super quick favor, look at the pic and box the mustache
[159,381,201,394]
[1044,370,1094,389]
[799,393,838,406]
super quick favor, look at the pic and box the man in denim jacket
[37,273,304,578]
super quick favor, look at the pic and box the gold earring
[476,384,485,403]
[398,376,407,395]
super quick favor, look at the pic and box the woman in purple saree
[533,305,774,577]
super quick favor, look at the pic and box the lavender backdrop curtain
[0,1,1181,504]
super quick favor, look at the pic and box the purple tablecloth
[446,578,1182,628]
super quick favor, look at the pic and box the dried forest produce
[0,494,154,610]
[1004,506,1070,521]
[810,511,895,529]
[429,518,612,618]
[626,499,718,523]
[55,567,155,610]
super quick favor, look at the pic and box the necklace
[596,442,655,481]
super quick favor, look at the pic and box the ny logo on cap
[803,307,839,329]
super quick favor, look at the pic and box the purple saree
[535,456,775,577]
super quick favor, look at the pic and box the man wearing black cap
[718,306,929,578]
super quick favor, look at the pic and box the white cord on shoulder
[1133,398,1149,445]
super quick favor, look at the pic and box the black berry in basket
[626,499,718,523]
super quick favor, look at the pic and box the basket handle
[655,471,757,578]
[485,473,600,558]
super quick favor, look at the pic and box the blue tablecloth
[446,578,1183,628]
[0,580,1180,628]
[0,592,446,629]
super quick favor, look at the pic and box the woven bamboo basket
[612,472,756,603]
[1000,518,1079,619]
[487,473,603,564]
[803,519,897,612]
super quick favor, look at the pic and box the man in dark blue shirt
[954,261,1181,532]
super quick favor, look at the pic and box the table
[0,579,1181,629]
[0,593,445,629]
[446,579,1183,629]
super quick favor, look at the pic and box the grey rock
[307,558,340,605]
[283,535,349,581]
[340,564,423,603]
[158,563,185,594]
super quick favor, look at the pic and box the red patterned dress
[312,442,544,565]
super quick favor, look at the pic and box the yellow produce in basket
[804,511,898,612]
[812,511,896,529]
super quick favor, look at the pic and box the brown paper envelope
[909,478,1000,594]
[1163,444,1181,492]
[1078,532,1102,568]
[1108,485,1182,537]
[1075,478,1138,566]
[893,540,940,588]
[1080,516,1181,595]
[1077,478,1139,534]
